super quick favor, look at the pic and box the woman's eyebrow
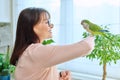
[43,19,48,21]
[43,19,50,21]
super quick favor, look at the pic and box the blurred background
[0,0,120,80]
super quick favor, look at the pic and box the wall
[0,0,12,53]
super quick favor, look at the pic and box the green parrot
[81,19,110,39]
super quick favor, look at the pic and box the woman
[10,7,95,80]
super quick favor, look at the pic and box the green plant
[0,45,15,76]
[42,39,54,45]
[83,30,120,80]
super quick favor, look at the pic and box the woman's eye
[47,21,50,24]
[46,20,51,25]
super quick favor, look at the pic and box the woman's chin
[46,36,52,39]
[49,36,52,38]
[49,34,52,38]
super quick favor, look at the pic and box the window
[58,0,120,80]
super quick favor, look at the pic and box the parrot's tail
[99,30,109,32]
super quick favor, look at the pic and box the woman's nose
[50,24,54,28]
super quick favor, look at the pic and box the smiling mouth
[48,30,52,33]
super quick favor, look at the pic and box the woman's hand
[83,36,95,50]
[59,70,71,80]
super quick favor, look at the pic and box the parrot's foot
[89,34,94,37]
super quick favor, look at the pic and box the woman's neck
[40,40,44,43]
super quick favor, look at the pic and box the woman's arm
[29,36,95,68]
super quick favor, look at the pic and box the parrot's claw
[89,34,94,37]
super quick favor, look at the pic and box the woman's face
[33,12,53,42]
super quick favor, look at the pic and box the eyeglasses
[47,19,51,26]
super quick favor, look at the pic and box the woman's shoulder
[26,43,54,51]
[27,43,43,50]
[22,43,44,56]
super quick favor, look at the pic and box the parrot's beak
[82,22,89,29]
[82,24,87,29]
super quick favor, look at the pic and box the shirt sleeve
[29,36,94,68]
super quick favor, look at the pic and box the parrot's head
[81,19,90,29]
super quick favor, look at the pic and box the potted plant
[0,45,15,80]
[83,30,120,80]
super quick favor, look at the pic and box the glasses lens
[48,20,51,25]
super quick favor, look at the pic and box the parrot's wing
[89,23,102,32]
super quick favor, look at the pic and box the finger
[59,77,64,80]
[65,70,71,75]
[65,71,71,80]
[60,71,67,77]
[64,75,69,80]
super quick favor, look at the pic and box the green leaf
[0,45,16,75]
[42,39,54,45]
[83,27,120,65]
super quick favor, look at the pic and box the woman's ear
[33,25,39,36]
[33,26,37,33]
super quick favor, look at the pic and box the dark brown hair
[10,7,50,65]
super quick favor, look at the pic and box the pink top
[15,37,94,80]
